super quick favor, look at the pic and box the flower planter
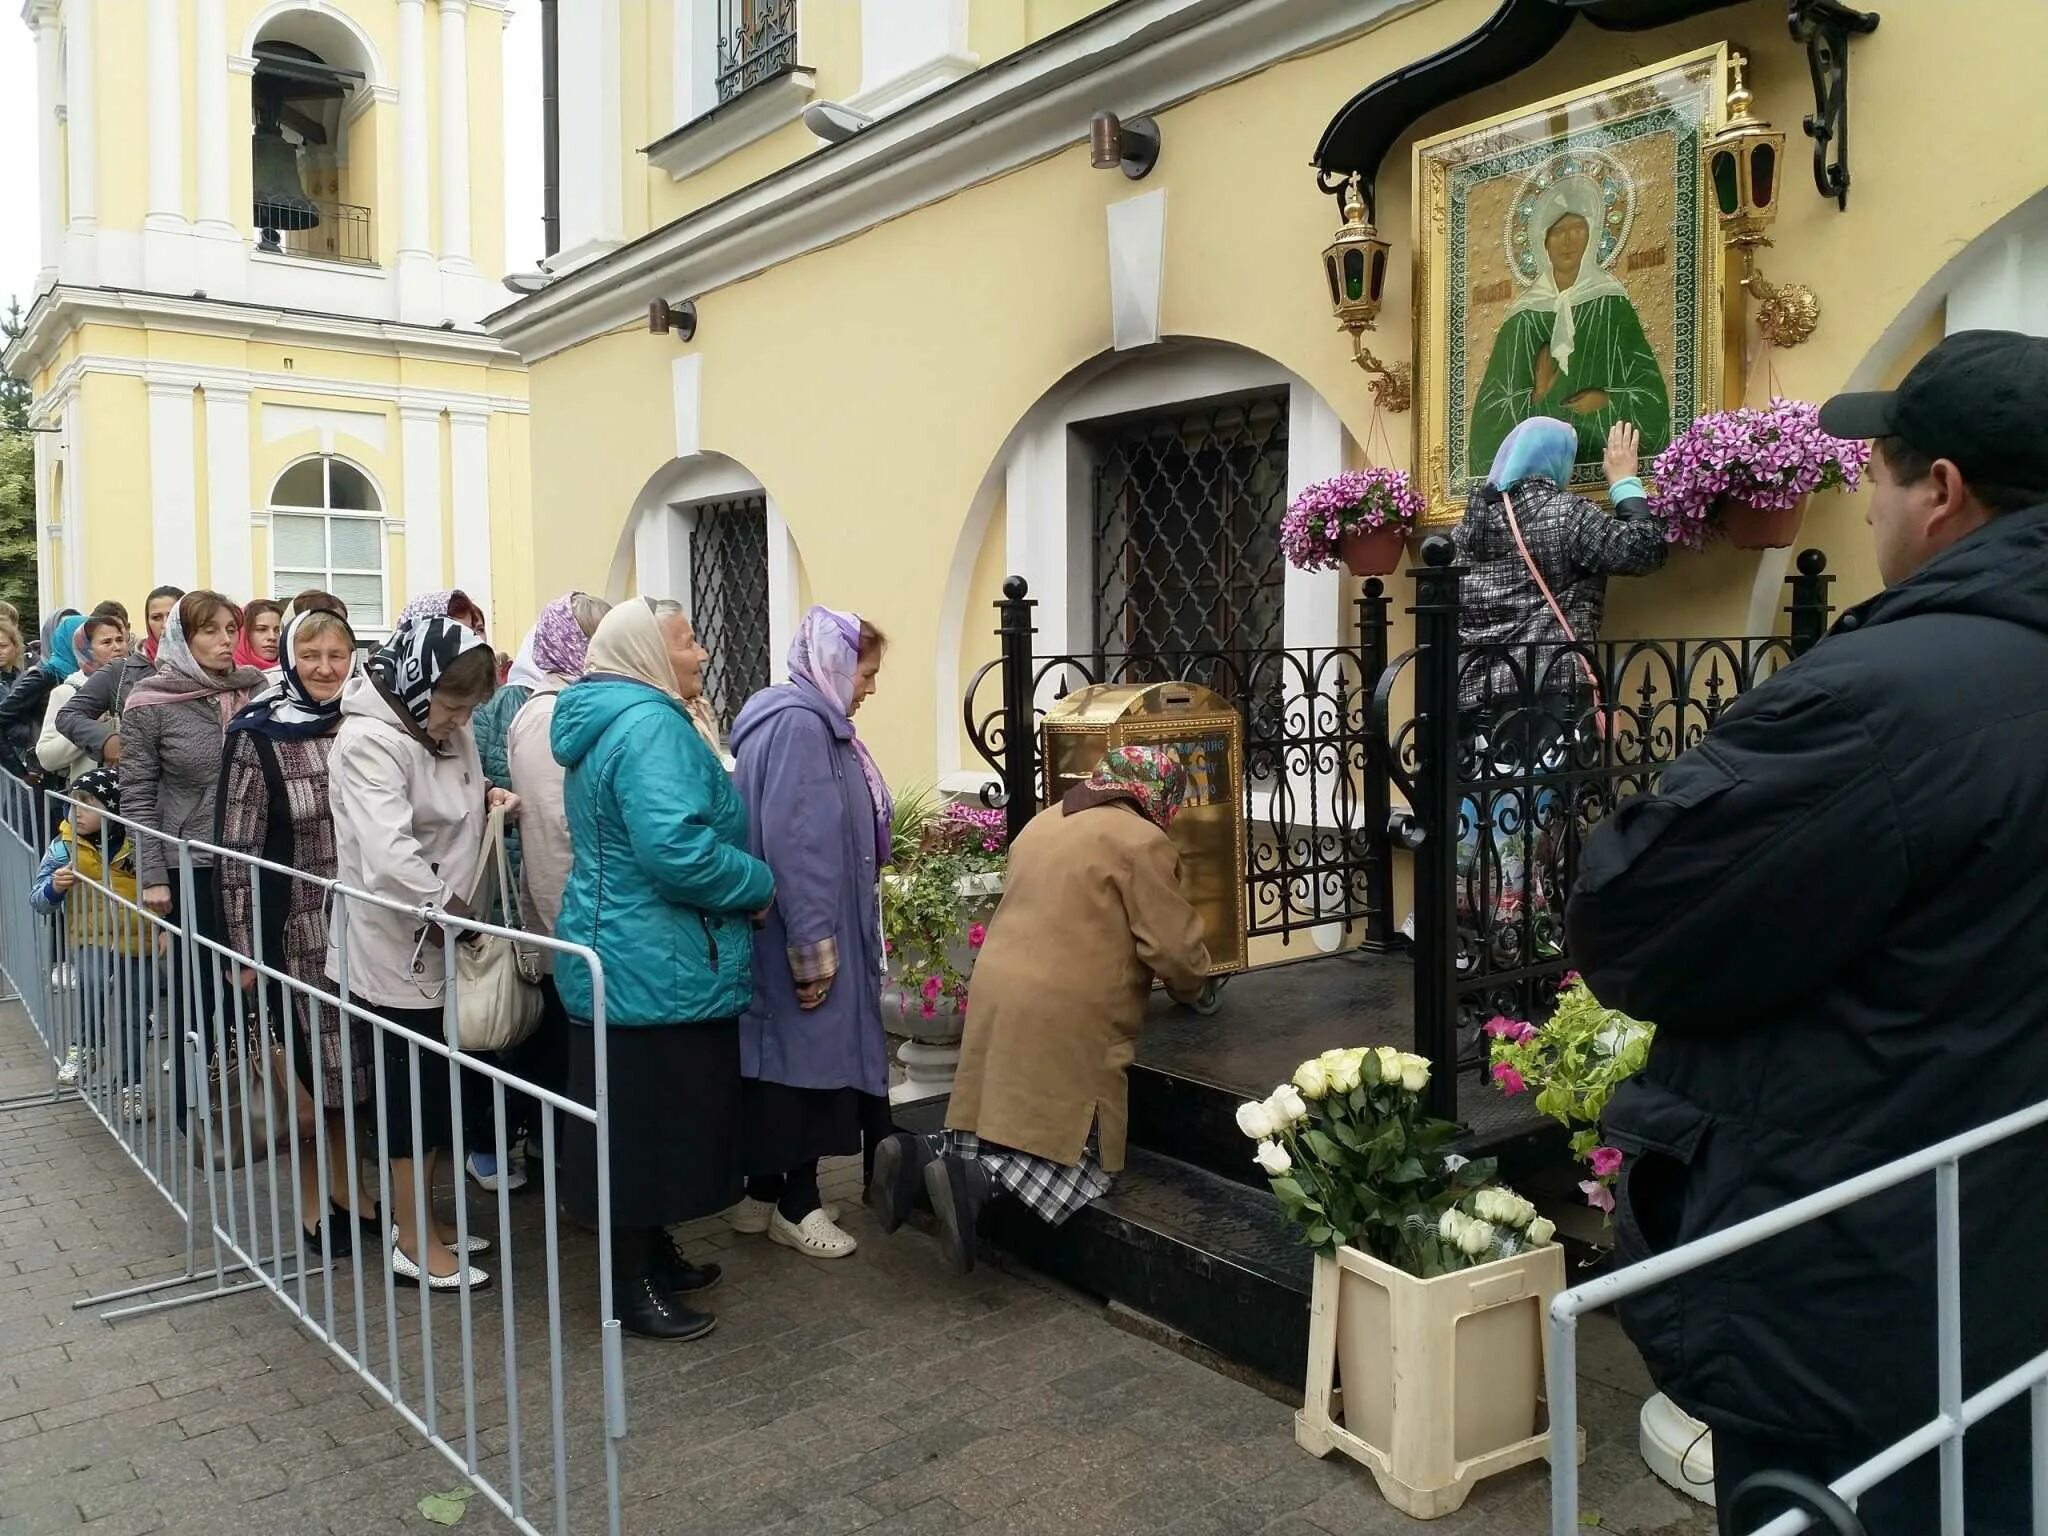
[1337,525,1408,577]
[1716,493,1808,550]
[1295,1242,1576,1518]
[1639,1392,1715,1506]
[883,872,1002,1104]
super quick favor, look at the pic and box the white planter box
[1295,1243,1579,1519]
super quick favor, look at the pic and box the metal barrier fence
[0,774,627,1536]
[1547,1096,2048,1536]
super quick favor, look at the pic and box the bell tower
[7,0,529,639]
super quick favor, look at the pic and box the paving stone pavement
[0,1000,1712,1536]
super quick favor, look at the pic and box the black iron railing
[965,578,1397,948]
[716,0,798,103]
[1377,538,1835,1119]
[689,495,772,738]
[255,197,374,265]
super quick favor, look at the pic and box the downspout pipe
[540,0,560,257]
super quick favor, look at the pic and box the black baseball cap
[1819,330,2048,489]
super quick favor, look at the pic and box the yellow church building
[6,0,532,639]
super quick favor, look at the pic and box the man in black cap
[1566,329,2048,1534]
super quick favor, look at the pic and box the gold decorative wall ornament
[1323,174,1412,413]
[1708,53,1819,348]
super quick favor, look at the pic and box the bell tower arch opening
[247,10,380,265]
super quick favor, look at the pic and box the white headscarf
[1505,176,1630,376]
[584,599,679,699]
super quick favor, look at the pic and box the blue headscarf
[42,615,85,681]
[1485,416,1577,493]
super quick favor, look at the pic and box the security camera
[803,101,874,144]
[501,265,556,296]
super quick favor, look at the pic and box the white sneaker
[726,1197,840,1235]
[119,1086,148,1123]
[769,1207,858,1260]
[389,1241,492,1293]
[466,1151,528,1193]
[56,1047,81,1086]
[50,963,75,992]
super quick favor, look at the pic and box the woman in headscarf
[35,610,127,785]
[463,591,610,1194]
[326,613,510,1293]
[728,607,892,1259]
[397,588,488,636]
[122,592,269,1128]
[0,608,80,783]
[552,598,773,1341]
[870,745,1211,1274]
[234,600,284,673]
[1469,173,1673,469]
[216,608,377,1259]
[0,615,21,693]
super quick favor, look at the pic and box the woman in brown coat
[869,744,1210,1272]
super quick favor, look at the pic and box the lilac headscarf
[528,595,592,678]
[788,606,891,865]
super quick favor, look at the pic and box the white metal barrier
[0,775,629,1536]
[1547,1097,2048,1536]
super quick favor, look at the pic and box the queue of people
[11,576,1217,1344]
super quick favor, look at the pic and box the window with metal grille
[716,0,798,103]
[269,455,388,632]
[689,496,772,735]
[1089,391,1289,680]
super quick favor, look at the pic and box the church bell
[252,121,321,250]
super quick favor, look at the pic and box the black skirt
[740,1079,893,1178]
[374,1004,457,1160]
[562,1018,744,1229]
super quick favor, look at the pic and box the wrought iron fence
[716,0,798,103]
[964,577,1396,947]
[1376,538,1836,1119]
[688,494,772,736]
[256,195,375,265]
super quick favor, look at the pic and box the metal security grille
[716,0,798,103]
[689,496,772,736]
[1089,392,1289,678]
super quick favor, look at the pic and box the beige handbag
[454,806,544,1053]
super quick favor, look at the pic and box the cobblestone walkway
[0,1002,1710,1535]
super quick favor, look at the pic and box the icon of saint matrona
[1468,170,1671,476]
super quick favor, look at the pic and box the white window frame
[266,453,393,637]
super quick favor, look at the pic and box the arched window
[269,455,388,630]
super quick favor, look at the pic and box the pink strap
[1501,490,1604,713]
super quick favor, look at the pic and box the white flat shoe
[389,1242,492,1293]
[769,1208,858,1260]
[391,1224,492,1257]
[727,1197,839,1235]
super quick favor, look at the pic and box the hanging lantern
[1322,174,1391,332]
[1705,53,1784,248]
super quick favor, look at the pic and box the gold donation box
[1039,682,1247,977]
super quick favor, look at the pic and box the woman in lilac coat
[729,608,891,1259]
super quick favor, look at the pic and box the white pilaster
[438,0,474,270]
[671,0,715,125]
[849,0,977,117]
[400,406,445,604]
[31,428,53,618]
[146,381,201,593]
[62,0,96,283]
[448,409,494,620]
[635,505,691,601]
[61,398,87,612]
[144,0,192,291]
[396,0,439,320]
[766,501,799,684]
[671,354,702,459]
[34,7,62,290]
[203,388,254,596]
[194,0,231,233]
[1107,189,1167,351]
[1946,223,2048,338]
[556,0,624,269]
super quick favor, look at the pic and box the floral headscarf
[366,615,490,732]
[226,610,359,741]
[397,588,487,635]
[1081,744,1190,830]
[124,602,267,724]
[529,594,594,679]
[787,606,891,865]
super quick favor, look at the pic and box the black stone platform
[894,948,1563,1388]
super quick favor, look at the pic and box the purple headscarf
[788,606,892,865]
[529,595,592,678]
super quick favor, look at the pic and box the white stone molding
[438,0,474,271]
[34,8,61,289]
[400,404,446,603]
[396,0,437,320]
[847,0,976,119]
[1106,188,1167,352]
[557,0,624,262]
[260,402,390,452]
[146,380,202,592]
[448,408,495,618]
[195,0,233,236]
[240,2,387,85]
[645,69,817,182]
[62,0,96,284]
[671,353,703,460]
[203,387,256,596]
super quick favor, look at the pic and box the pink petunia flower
[1509,1020,1537,1043]
[1588,1146,1624,1178]
[1491,1063,1527,1096]
[1557,970,1581,989]
[1581,1179,1616,1214]
[1483,1015,1516,1040]
[919,1001,938,1020]
[967,923,987,950]
[920,974,943,1002]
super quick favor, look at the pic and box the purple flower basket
[1648,398,1871,551]
[1280,469,1424,573]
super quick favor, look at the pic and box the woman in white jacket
[36,612,128,784]
[327,614,517,1293]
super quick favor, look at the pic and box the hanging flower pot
[1337,524,1408,576]
[1715,493,1808,550]
[1281,469,1423,574]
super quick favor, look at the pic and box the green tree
[0,297,39,633]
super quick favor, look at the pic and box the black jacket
[0,667,59,780]
[1568,504,2048,1450]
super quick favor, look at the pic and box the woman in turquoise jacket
[551,597,773,1343]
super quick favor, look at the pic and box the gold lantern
[1322,174,1411,412]
[1707,52,1818,348]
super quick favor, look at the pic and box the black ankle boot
[651,1227,721,1295]
[868,1132,934,1235]
[617,1268,717,1341]
[922,1155,992,1275]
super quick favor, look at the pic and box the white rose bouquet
[1236,1045,1558,1275]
